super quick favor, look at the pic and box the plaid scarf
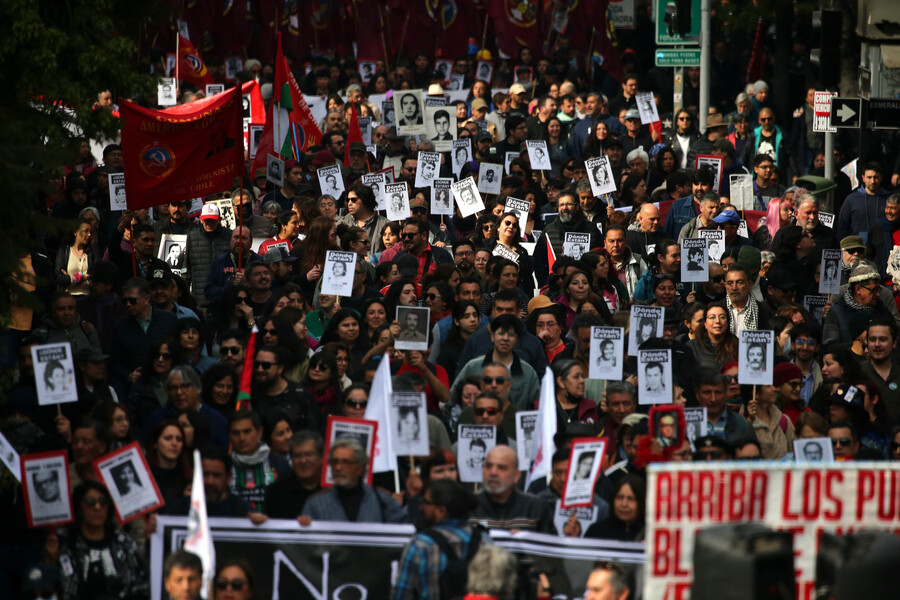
[726,293,759,334]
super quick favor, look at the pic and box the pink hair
[765,197,788,239]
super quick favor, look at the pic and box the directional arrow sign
[829,98,862,129]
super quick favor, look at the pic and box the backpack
[423,525,484,600]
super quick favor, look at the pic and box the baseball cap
[765,267,798,290]
[200,203,221,221]
[264,247,298,264]
[840,235,865,252]
[349,141,368,155]
[509,83,526,95]
[476,131,493,143]
[410,196,428,210]
[147,268,172,286]
[471,98,489,112]
[712,209,740,225]
[624,108,641,120]
[252,167,267,181]
[75,346,109,363]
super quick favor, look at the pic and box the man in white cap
[620,108,652,155]
[184,202,233,308]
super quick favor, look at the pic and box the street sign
[655,48,701,67]
[865,98,900,129]
[655,0,700,45]
[812,91,837,133]
[829,98,862,129]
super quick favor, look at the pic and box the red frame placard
[321,415,379,489]
[21,450,73,528]
[92,441,165,525]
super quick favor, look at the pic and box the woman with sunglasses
[468,214,498,250]
[440,375,481,442]
[341,384,370,419]
[687,302,738,370]
[259,313,308,382]
[755,196,793,250]
[303,351,343,415]
[127,337,182,427]
[206,286,255,354]
[202,363,239,419]
[484,210,536,295]
[52,481,149,600]
[212,558,256,600]
[664,109,698,170]
[421,281,455,325]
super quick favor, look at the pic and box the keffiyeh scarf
[726,293,759,333]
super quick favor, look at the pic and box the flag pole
[481,13,490,51]
[175,32,180,98]
[129,221,137,278]
[238,179,244,271]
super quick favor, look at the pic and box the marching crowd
[6,24,900,600]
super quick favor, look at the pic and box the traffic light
[810,9,842,90]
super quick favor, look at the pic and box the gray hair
[78,207,100,221]
[483,361,511,377]
[699,191,720,205]
[346,83,363,95]
[592,563,631,597]
[122,277,150,297]
[261,200,281,215]
[318,194,337,204]
[417,140,436,153]
[329,438,367,469]
[887,192,900,206]
[606,381,637,402]
[625,148,649,167]
[167,365,202,392]
[794,190,817,210]
[575,178,593,194]
[467,545,517,597]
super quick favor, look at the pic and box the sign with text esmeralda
[151,517,643,600]
[644,462,900,600]
[120,87,243,210]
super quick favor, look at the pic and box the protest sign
[585,156,616,196]
[819,248,842,295]
[729,174,753,210]
[267,155,284,186]
[504,151,520,175]
[431,178,454,215]
[803,295,827,324]
[628,305,665,355]
[94,442,164,524]
[793,437,834,463]
[385,182,411,221]
[389,392,429,456]
[451,140,471,176]
[561,438,606,508]
[395,90,426,136]
[589,326,624,381]
[515,411,539,472]
[637,349,672,404]
[317,164,345,198]
[425,106,456,152]
[414,151,441,188]
[322,416,378,486]
[109,173,127,211]
[321,251,357,297]
[362,172,386,211]
[0,431,21,482]
[452,177,484,218]
[738,330,774,385]
[698,229,725,262]
[636,92,659,124]
[22,451,72,528]
[158,78,177,106]
[457,425,497,483]
[505,197,531,235]
[683,407,707,451]
[526,140,552,170]
[681,238,708,283]
[563,232,590,259]
[395,306,430,351]
[478,163,502,195]
[695,155,723,194]
[31,343,77,406]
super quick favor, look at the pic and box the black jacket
[533,213,602,287]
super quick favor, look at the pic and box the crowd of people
[5,19,900,600]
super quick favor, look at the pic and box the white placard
[395,306,430,351]
[452,177,485,218]
[793,437,835,462]
[477,163,502,196]
[431,178,454,216]
[698,229,725,262]
[553,500,599,538]
[504,197,531,236]
[476,60,494,83]
[563,232,590,259]
[211,199,236,230]
[109,173,127,211]
[321,251,357,297]
[515,411,539,472]
[249,124,264,159]
[158,78,177,106]
[818,248,842,295]
[362,173,387,211]
[737,220,749,238]
[637,348,672,405]
[841,158,858,189]
[395,90,427,136]
[803,295,828,324]
[415,151,442,188]
[389,392,430,456]
[628,305,665,355]
[157,234,186,272]
[561,439,606,508]
[451,140,472,177]
[385,182,411,221]
[683,407,707,451]
[381,100,395,129]
[819,211,835,229]
[165,53,176,76]
[738,330,774,385]
[0,432,22,481]
[358,117,373,146]
[224,56,243,80]
[425,96,447,108]
[526,140,552,171]
[504,152,520,175]
[681,238,709,283]
[425,106,456,152]
[457,424,497,483]
[589,326,624,381]
[729,174,753,210]
[31,343,77,406]
[267,155,284,187]
[695,155,723,194]
[585,156,617,196]
[434,60,453,84]
[636,92,659,124]
[22,451,73,527]
[93,442,164,524]
[448,74,465,91]
[317,165,345,198]
[322,416,378,487]
[492,243,520,263]
[205,84,225,96]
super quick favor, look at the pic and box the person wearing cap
[686,114,728,169]
[823,261,894,347]
[857,317,900,421]
[263,247,297,293]
[147,267,199,321]
[507,83,528,116]
[764,265,798,310]
[73,345,118,405]
[183,202,233,308]
[663,167,715,239]
[741,107,791,180]
[346,141,369,173]
[20,564,63,600]
[747,153,785,209]
[465,98,498,140]
[151,200,196,257]
[619,108,652,156]
[748,80,771,123]
[724,91,752,133]
[838,161,892,241]
[726,112,752,160]
[711,208,752,254]
[494,114,528,158]
[526,296,568,364]
[339,183,389,255]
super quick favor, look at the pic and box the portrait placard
[680,238,709,283]
[563,232,590,260]
[628,305,665,355]
[94,442,164,524]
[415,151,442,188]
[589,327,624,381]
[157,78,176,106]
[249,124,264,159]
[0,431,21,482]
[358,117,373,146]
[451,177,485,218]
[585,156,616,196]
[477,163,503,196]
[457,425,497,483]
[395,306,430,351]
[389,392,429,456]
[697,229,725,262]
[267,155,284,187]
[430,178,454,216]
[109,173,127,211]
[205,84,225,96]
[729,174,753,210]
[395,90,426,136]
[561,438,607,509]
[358,61,376,83]
[158,234,187,274]
[362,172,387,211]
[385,182,411,221]
[224,57,243,80]
[637,349,672,405]
[636,92,659,124]
[382,100,395,129]
[738,330,774,385]
[321,251,357,297]
[31,343,77,406]
[492,243,520,263]
[504,197,531,236]
[793,437,834,463]
[22,451,72,528]
[683,407,707,451]
[803,295,828,324]
[317,165,345,198]
[526,140,552,171]
[476,60,493,83]
[504,152,520,175]
[818,248,842,295]
[515,411,539,473]
[425,106,456,152]
[448,74,465,91]
[322,416,378,487]
[210,199,236,231]
[649,405,685,449]
[819,211,835,229]
[695,155,723,194]
[451,140,472,176]
[434,60,453,84]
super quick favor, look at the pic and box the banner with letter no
[645,462,900,600]
[152,517,642,600]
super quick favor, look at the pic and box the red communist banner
[120,87,243,210]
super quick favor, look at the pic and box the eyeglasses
[214,579,246,591]
[482,376,508,385]
[236,296,249,304]
[259,328,280,337]
[83,497,109,508]
[501,220,517,227]
[347,196,360,203]
[156,352,173,360]
[401,232,417,239]
[723,375,737,383]
[455,250,474,257]
[482,225,493,231]
[424,293,442,301]
[697,450,725,459]
[121,297,139,305]
[221,346,241,355]
[254,361,276,370]
[310,362,331,371]
[678,116,691,121]
[347,400,368,409]
[831,437,853,447]
[793,339,816,346]
[890,442,900,451]
[474,407,500,416]
[709,275,725,283]
[760,117,773,122]
[786,380,802,388]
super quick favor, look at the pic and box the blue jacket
[837,186,892,240]
[663,194,697,239]
[302,484,410,523]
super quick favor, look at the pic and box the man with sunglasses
[393,218,454,283]
[340,184,389,255]
[251,346,320,432]
[219,330,246,376]
[110,278,178,385]
[828,421,861,460]
[741,108,791,180]
[148,268,198,320]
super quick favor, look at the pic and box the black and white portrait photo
[561,439,607,509]
[818,249,842,295]
[321,250,357,297]
[31,343,78,406]
[637,349,672,405]
[426,107,456,141]
[451,140,472,176]
[793,437,834,463]
[683,407,707,450]
[477,163,502,196]
[249,124,264,159]
[225,56,243,80]
[110,461,143,496]
[636,91,659,124]
[267,155,284,187]
[95,442,164,524]
[457,424,497,483]
[395,306,430,351]
[627,306,665,355]
[585,156,616,196]
[159,234,187,270]
[526,140,552,171]
[395,90,426,136]
[382,100,395,129]
[698,229,725,262]
[385,182,411,221]
[451,177,485,218]
[158,77,176,106]
[681,238,709,283]
[476,60,493,83]
[109,173,127,211]
[415,151,442,188]
[317,165,345,198]
[589,326,624,381]
[515,411,538,469]
[23,451,72,527]
[431,178,454,216]
[358,61,376,83]
[323,416,378,487]
[738,330,774,385]
[390,392,429,457]
[362,172,387,211]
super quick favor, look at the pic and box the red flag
[177,34,214,88]
[235,326,257,411]
[589,1,624,83]
[241,80,265,150]
[120,87,243,210]
[488,0,542,59]
[344,103,364,166]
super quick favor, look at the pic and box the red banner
[177,34,213,88]
[489,0,542,59]
[121,87,243,210]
